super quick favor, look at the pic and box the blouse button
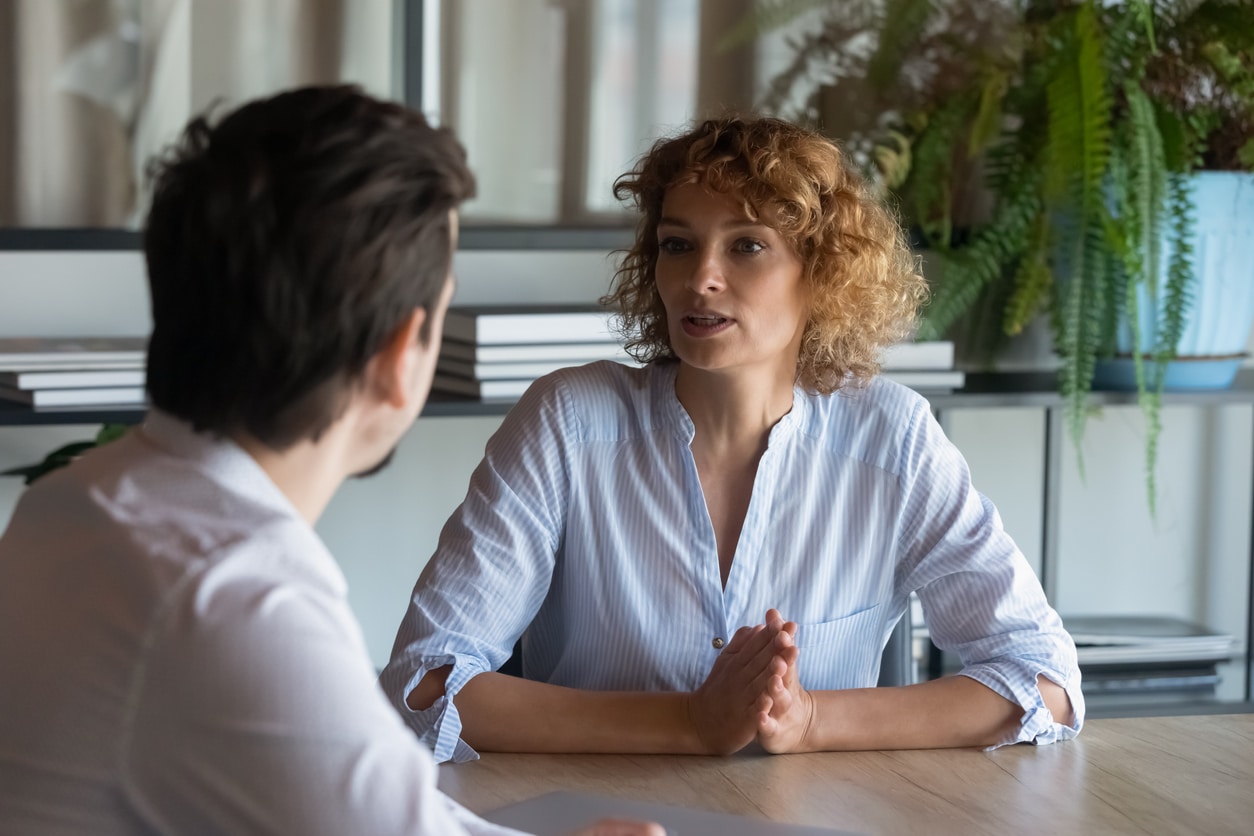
[711,636,725,649]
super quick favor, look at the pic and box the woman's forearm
[803,675,1027,751]
[406,638,1075,756]
[412,622,792,756]
[453,671,708,754]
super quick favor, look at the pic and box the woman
[380,115,1082,764]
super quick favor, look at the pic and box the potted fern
[744,0,1254,511]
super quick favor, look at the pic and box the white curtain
[0,0,395,229]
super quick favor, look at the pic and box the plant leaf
[715,0,834,53]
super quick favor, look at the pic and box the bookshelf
[2,369,1252,714]
[927,369,1254,716]
[0,391,517,427]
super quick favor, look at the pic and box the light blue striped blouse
[380,361,1084,763]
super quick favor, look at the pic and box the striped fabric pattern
[380,361,1083,763]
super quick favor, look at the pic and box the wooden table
[438,715,1254,835]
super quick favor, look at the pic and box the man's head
[143,84,475,450]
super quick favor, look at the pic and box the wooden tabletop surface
[438,714,1254,835]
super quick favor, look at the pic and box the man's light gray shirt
[0,412,519,835]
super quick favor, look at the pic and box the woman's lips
[680,314,733,337]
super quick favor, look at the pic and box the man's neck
[233,432,348,525]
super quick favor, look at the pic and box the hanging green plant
[0,423,130,485]
[732,0,1254,513]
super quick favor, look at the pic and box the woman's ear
[368,307,428,409]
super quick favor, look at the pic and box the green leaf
[0,422,133,486]
[1002,214,1053,335]
[715,0,834,53]
[1240,137,1254,169]
[968,69,1008,157]
[97,423,130,445]
[0,441,99,486]
[865,0,938,91]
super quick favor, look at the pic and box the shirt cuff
[401,654,487,764]
[408,695,479,763]
[958,664,1085,749]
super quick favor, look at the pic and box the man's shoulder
[11,429,332,597]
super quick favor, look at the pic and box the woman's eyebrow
[657,216,768,232]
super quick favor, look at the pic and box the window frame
[0,0,634,253]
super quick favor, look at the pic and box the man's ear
[369,307,428,408]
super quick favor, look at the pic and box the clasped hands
[685,608,815,756]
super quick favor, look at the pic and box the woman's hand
[685,623,788,755]
[754,609,815,754]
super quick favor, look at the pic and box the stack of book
[879,340,964,391]
[915,611,1239,710]
[434,306,964,401]
[0,337,148,408]
[1065,614,1240,708]
[433,305,632,400]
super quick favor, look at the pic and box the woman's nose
[687,250,726,293]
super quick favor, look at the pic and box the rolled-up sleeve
[386,652,489,763]
[894,400,1085,747]
[379,374,576,762]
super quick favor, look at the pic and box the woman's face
[654,182,809,379]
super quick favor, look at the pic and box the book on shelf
[1065,614,1239,666]
[0,336,147,367]
[436,367,964,401]
[437,356,638,381]
[0,369,146,390]
[432,374,534,401]
[881,340,954,371]
[881,369,966,391]
[1080,662,1222,695]
[0,359,145,373]
[1082,691,1228,713]
[0,384,147,407]
[443,305,618,346]
[439,340,631,364]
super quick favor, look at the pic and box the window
[422,0,742,226]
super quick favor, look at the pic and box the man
[0,85,655,836]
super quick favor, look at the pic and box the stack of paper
[0,337,147,408]
[879,340,964,391]
[433,306,633,400]
[1063,614,1240,708]
[1065,614,1239,666]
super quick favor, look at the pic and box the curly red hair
[602,115,926,393]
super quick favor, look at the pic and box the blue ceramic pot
[1097,171,1254,390]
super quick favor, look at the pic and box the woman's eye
[735,238,765,254]
[658,237,690,254]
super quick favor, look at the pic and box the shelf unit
[3,369,1252,713]
[926,370,1254,715]
[0,390,517,427]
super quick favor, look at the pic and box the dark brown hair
[143,85,475,448]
